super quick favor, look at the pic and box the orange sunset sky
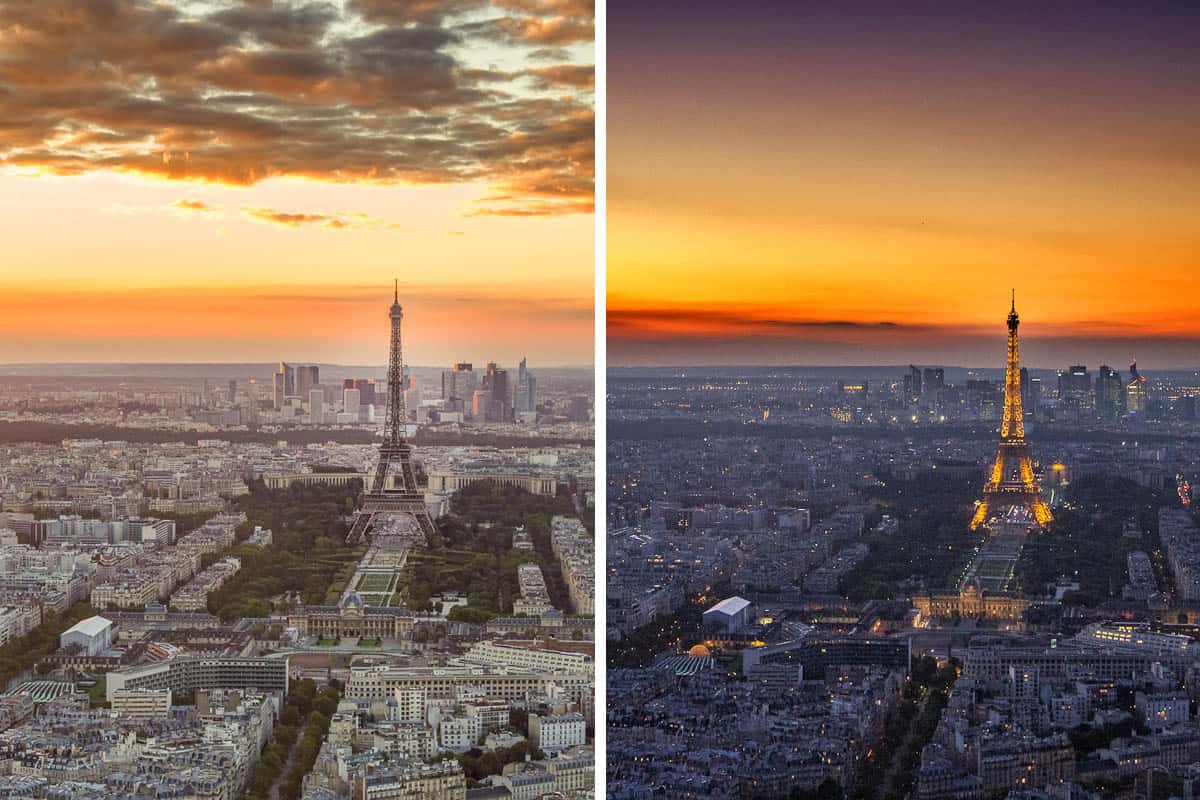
[608,4,1200,368]
[0,0,594,366]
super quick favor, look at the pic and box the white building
[111,688,172,720]
[358,759,465,800]
[496,770,555,800]
[703,596,752,634]
[529,712,586,755]
[59,615,113,655]
[462,641,592,675]
[385,687,427,722]
[310,389,325,425]
[0,605,42,647]
[1136,691,1190,732]
[437,715,481,751]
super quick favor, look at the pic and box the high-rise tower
[1126,360,1148,415]
[969,292,1052,530]
[346,282,436,544]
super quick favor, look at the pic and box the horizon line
[607,362,1200,372]
[0,361,596,370]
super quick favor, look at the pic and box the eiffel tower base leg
[346,513,373,545]
[345,504,436,545]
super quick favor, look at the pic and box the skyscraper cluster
[272,362,321,410]
[440,358,539,423]
[1057,360,1152,421]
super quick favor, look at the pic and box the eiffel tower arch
[346,282,437,545]
[969,292,1053,530]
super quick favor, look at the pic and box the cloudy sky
[608,2,1200,368]
[0,0,593,366]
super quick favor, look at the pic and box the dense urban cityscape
[607,302,1200,800]
[0,293,595,800]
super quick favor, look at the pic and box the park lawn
[87,678,108,707]
[356,574,394,593]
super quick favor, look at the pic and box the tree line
[242,678,340,800]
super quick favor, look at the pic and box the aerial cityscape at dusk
[0,3,595,800]
[7,2,1200,799]
[606,4,1200,800]
[608,299,1200,800]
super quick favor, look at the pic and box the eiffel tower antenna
[969,293,1052,530]
[346,284,436,544]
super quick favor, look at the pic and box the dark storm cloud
[209,3,340,48]
[0,0,593,215]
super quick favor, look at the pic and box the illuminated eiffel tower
[346,282,436,545]
[969,292,1053,530]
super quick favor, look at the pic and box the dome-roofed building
[287,592,415,639]
[687,644,712,658]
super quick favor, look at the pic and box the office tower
[922,367,944,399]
[344,388,361,419]
[354,378,376,407]
[227,380,237,404]
[515,356,538,414]
[296,365,319,397]
[905,365,922,402]
[441,362,476,413]
[483,362,512,421]
[1026,374,1042,417]
[1096,365,1123,421]
[970,293,1052,529]
[309,389,324,424]
[1127,360,1148,415]
[273,362,294,409]
[472,388,492,419]
[489,367,508,422]
[343,377,377,407]
[1058,365,1090,401]
[524,373,538,413]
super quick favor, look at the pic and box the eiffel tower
[969,292,1053,530]
[346,282,436,545]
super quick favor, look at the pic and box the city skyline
[0,1,594,365]
[609,2,1200,367]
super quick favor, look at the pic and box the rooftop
[62,615,112,638]
[705,596,750,616]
